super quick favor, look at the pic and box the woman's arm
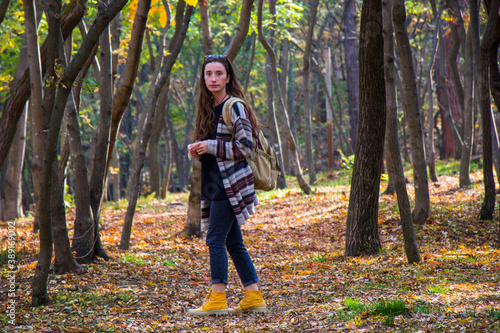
[207,102,253,161]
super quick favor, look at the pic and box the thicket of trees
[1,0,499,305]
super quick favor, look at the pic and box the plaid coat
[200,101,258,232]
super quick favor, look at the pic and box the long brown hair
[194,55,261,141]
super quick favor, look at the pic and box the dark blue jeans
[206,199,259,287]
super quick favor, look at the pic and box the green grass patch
[336,297,368,322]
[0,249,21,267]
[488,308,500,320]
[371,298,408,317]
[161,258,176,268]
[310,253,327,263]
[122,253,147,266]
[434,159,481,176]
[428,284,451,294]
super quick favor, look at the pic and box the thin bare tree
[257,0,311,194]
[393,0,430,225]
[383,0,420,264]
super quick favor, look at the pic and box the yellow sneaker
[232,290,267,313]
[187,292,230,316]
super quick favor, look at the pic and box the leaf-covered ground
[1,170,500,332]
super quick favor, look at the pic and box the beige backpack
[222,97,280,191]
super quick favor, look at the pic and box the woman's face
[204,62,229,95]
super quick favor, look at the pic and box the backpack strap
[222,97,246,135]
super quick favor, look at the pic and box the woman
[187,54,267,316]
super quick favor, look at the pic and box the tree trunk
[86,0,115,262]
[426,1,443,183]
[164,91,189,189]
[393,0,430,225]
[52,152,83,274]
[106,0,152,176]
[45,0,83,276]
[257,0,311,194]
[161,130,173,198]
[149,83,169,197]
[120,4,193,250]
[479,0,500,220]
[109,146,121,201]
[199,0,212,55]
[303,0,319,185]
[179,159,202,238]
[243,33,257,93]
[459,10,476,187]
[382,0,420,264]
[23,0,43,230]
[0,0,11,26]
[447,0,466,110]
[225,0,254,61]
[4,107,27,221]
[345,0,385,257]
[275,36,288,188]
[342,0,359,151]
[32,0,63,307]
[32,0,128,306]
[262,0,286,190]
[67,96,95,264]
[487,12,500,111]
[438,24,463,155]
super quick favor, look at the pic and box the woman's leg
[225,211,259,288]
[206,199,236,287]
[188,200,234,316]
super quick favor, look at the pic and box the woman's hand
[188,141,208,157]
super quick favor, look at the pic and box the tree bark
[161,129,173,198]
[67,96,95,264]
[342,0,359,152]
[487,9,500,110]
[393,0,430,225]
[85,0,116,261]
[275,35,288,188]
[120,4,193,250]
[447,0,466,110]
[23,0,43,228]
[257,0,311,194]
[243,33,257,94]
[382,0,420,264]
[106,0,152,175]
[438,21,463,155]
[344,0,385,257]
[479,0,500,220]
[199,0,212,55]
[4,107,27,221]
[52,150,83,274]
[262,0,286,190]
[426,1,444,183]
[31,0,62,306]
[149,83,169,197]
[0,0,11,26]
[32,0,128,306]
[459,8,475,187]
[225,0,254,61]
[303,0,319,185]
[179,159,202,238]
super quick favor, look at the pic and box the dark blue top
[200,100,228,201]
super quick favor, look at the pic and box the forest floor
[1,168,500,332]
